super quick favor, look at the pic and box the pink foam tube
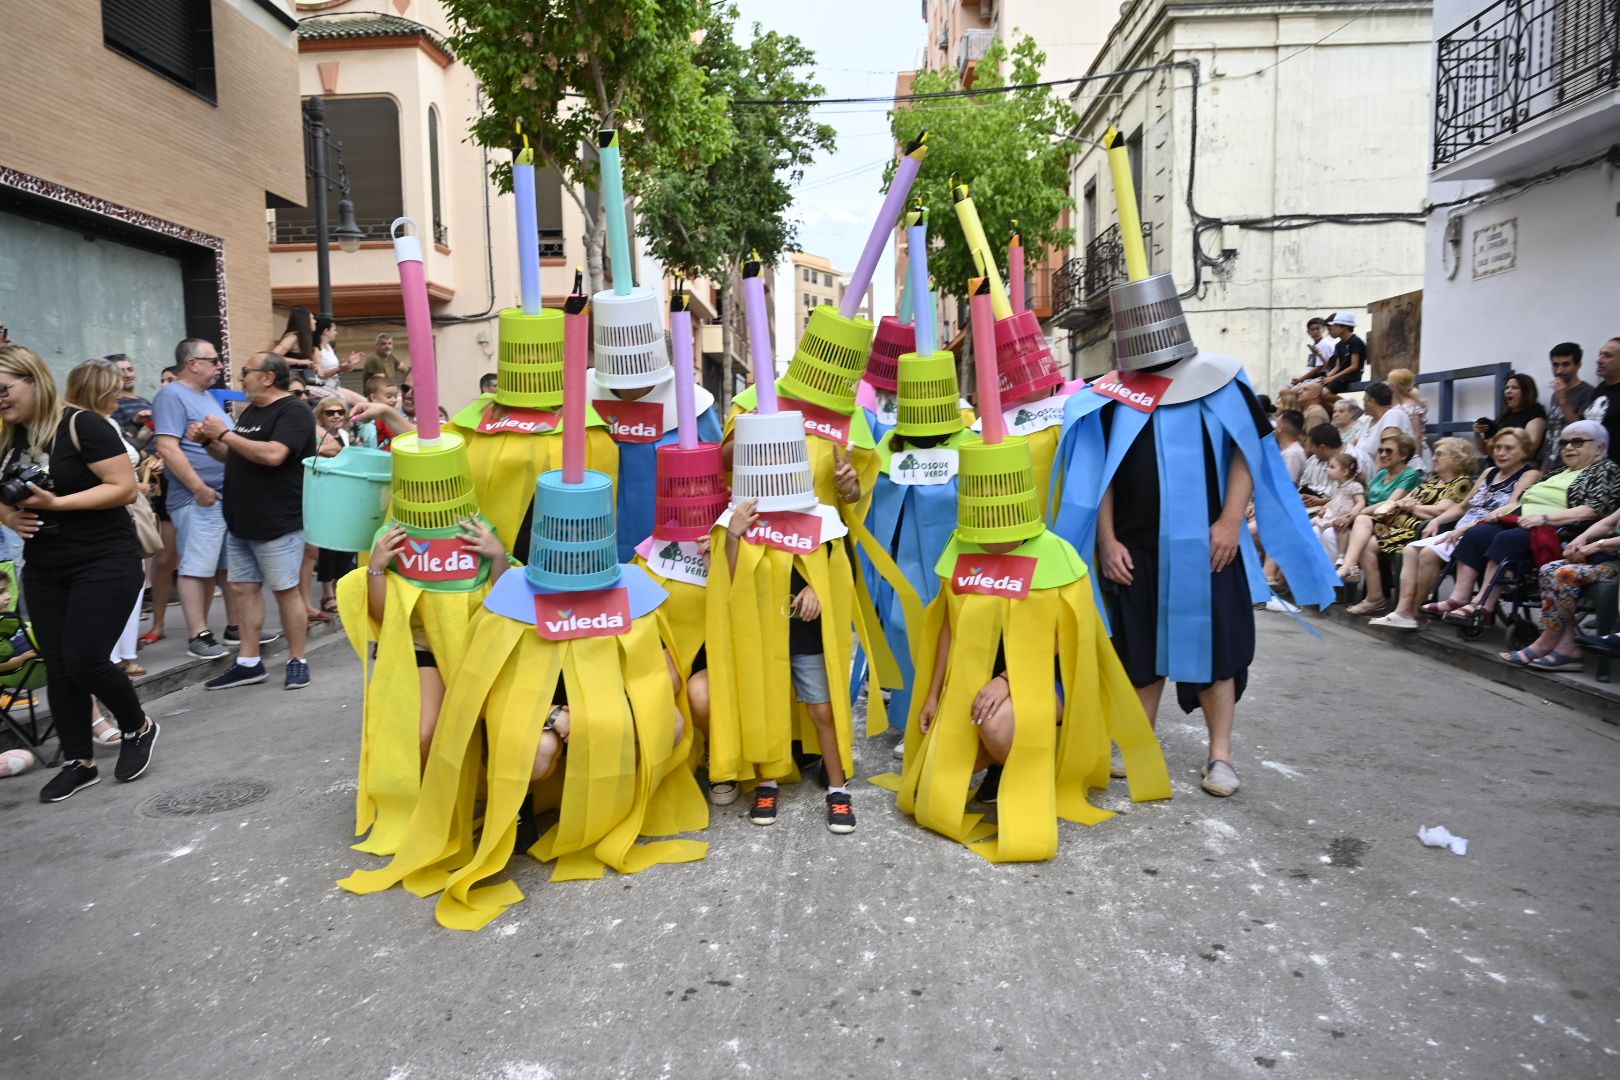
[670,304,698,450]
[1009,240,1026,314]
[971,287,1004,444]
[563,306,588,483]
[841,154,923,319]
[392,219,440,444]
[743,274,778,414]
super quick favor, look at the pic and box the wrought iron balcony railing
[270,218,395,245]
[1052,221,1153,327]
[1434,0,1620,168]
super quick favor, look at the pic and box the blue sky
[731,0,927,318]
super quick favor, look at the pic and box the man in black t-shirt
[1320,312,1367,397]
[1583,338,1620,464]
[191,353,319,691]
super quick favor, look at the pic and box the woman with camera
[0,346,156,802]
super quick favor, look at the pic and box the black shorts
[414,648,437,669]
[150,492,170,524]
[1104,544,1253,713]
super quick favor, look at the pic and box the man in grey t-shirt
[1543,342,1594,472]
[152,338,238,658]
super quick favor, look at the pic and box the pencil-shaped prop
[864,199,928,392]
[1105,127,1150,282]
[654,286,729,539]
[562,272,588,484]
[908,206,938,357]
[512,126,543,316]
[887,205,960,440]
[957,274,1042,546]
[592,129,671,389]
[393,218,441,443]
[494,128,564,410]
[732,257,815,511]
[779,133,929,414]
[952,177,1062,405]
[970,278,1004,444]
[1008,221,1025,314]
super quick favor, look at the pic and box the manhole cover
[142,779,272,818]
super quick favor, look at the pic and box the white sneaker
[1368,612,1419,630]
[708,781,739,806]
[891,741,905,760]
[1265,596,1301,614]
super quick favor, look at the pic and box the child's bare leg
[687,670,710,737]
[978,694,1016,765]
[532,707,569,780]
[804,703,846,787]
[418,666,445,769]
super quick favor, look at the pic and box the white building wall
[1063,3,1432,391]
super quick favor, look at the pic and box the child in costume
[894,424,1171,863]
[1051,131,1338,798]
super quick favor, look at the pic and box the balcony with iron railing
[1051,221,1152,330]
[1433,0,1620,179]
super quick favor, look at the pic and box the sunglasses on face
[1377,447,1395,455]
[0,376,31,398]
[1560,437,1593,449]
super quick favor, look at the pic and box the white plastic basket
[591,287,671,388]
[731,411,816,512]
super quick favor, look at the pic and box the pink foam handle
[1009,241,1026,314]
[971,289,1003,444]
[395,245,440,444]
[670,305,698,450]
[563,307,588,483]
[743,274,777,414]
[841,154,923,319]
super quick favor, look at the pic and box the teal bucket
[302,446,393,552]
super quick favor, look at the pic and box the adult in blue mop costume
[585,129,722,561]
[339,286,706,932]
[1050,129,1338,797]
[865,202,969,747]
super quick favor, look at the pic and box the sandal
[1497,647,1546,668]
[118,660,147,677]
[1528,650,1585,672]
[1420,598,1465,618]
[321,597,339,614]
[1346,598,1385,616]
[1338,564,1363,584]
[92,718,123,746]
[1575,630,1620,656]
[137,631,165,649]
[307,610,337,624]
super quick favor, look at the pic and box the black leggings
[24,556,146,762]
[315,548,356,583]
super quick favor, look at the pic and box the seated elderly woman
[1429,420,1620,626]
[1499,506,1620,671]
[1371,427,1541,629]
[1336,429,1427,615]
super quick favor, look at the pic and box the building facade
[1053,0,1434,391]
[1419,0,1620,421]
[272,0,588,406]
[1,0,304,385]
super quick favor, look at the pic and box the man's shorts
[226,530,305,593]
[172,499,229,578]
[790,652,832,705]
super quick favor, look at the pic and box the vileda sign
[950,554,1036,598]
[779,396,851,446]
[592,399,665,443]
[394,539,482,584]
[744,510,822,553]
[534,587,633,640]
[1090,370,1172,414]
[478,405,560,434]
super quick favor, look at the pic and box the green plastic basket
[496,307,565,408]
[894,349,963,437]
[776,305,874,413]
[956,435,1043,544]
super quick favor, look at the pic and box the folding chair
[0,613,54,767]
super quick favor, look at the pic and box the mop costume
[340,292,706,932]
[1050,134,1337,709]
[894,435,1171,862]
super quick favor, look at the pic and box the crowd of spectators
[1271,329,1620,677]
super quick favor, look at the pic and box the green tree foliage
[635,5,836,402]
[440,0,732,295]
[888,34,1077,307]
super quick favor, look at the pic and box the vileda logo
[779,396,851,446]
[744,510,822,553]
[394,539,482,582]
[534,586,632,640]
[478,405,560,434]
[950,554,1036,598]
[592,399,664,443]
[1091,370,1172,414]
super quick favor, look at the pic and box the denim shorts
[790,652,831,705]
[173,499,229,578]
[226,530,305,593]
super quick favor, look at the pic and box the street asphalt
[1,613,1616,1079]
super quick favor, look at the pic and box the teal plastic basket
[301,446,392,552]
[526,470,622,592]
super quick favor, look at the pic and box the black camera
[0,461,52,507]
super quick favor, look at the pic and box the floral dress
[1376,473,1471,552]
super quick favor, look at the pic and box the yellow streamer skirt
[335,567,489,856]
[338,606,707,931]
[631,558,712,826]
[445,423,619,552]
[894,579,1172,863]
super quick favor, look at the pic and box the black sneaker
[748,786,779,826]
[223,625,282,647]
[204,662,267,691]
[187,630,227,659]
[40,761,100,802]
[515,798,539,854]
[284,658,310,690]
[974,763,1003,804]
[114,719,160,782]
[826,791,856,834]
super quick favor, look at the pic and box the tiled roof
[297,14,451,53]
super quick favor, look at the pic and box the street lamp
[302,95,366,321]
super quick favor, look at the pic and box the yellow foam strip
[448,423,619,551]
